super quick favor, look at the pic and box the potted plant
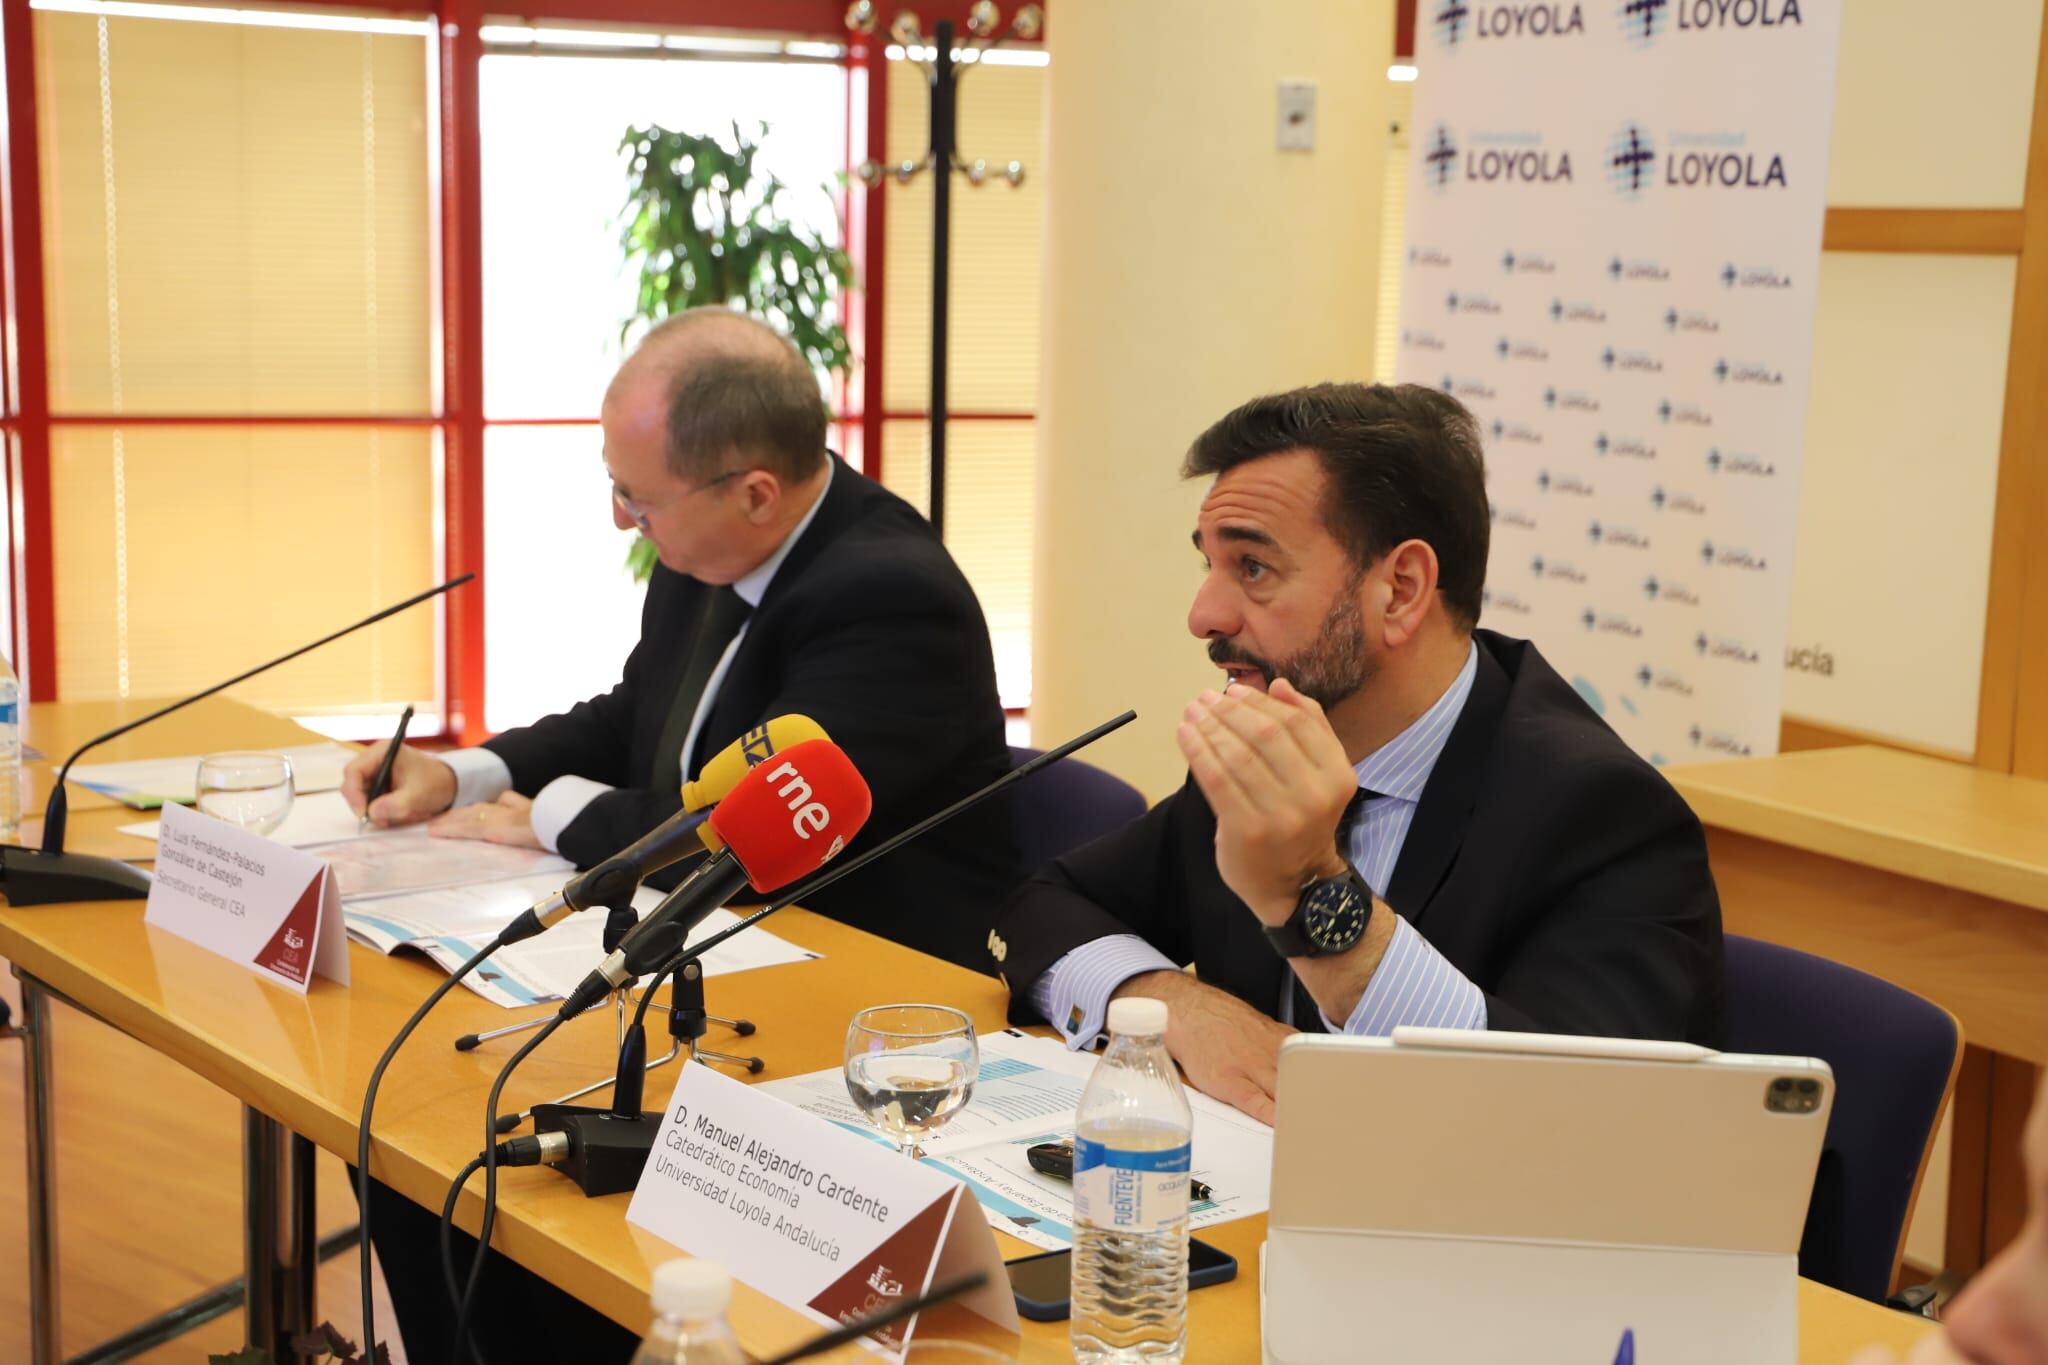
[615,120,854,579]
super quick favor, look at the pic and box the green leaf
[615,118,851,387]
[625,533,659,583]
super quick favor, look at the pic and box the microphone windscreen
[681,714,832,812]
[706,739,872,892]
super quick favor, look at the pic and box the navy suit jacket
[485,458,1018,970]
[993,631,1724,1041]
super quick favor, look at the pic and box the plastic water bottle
[629,1259,745,1365]
[0,651,19,841]
[1071,997,1192,1363]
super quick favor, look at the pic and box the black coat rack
[849,1,1041,536]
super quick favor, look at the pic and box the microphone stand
[0,574,474,906]
[506,710,1139,1194]
[452,853,754,1059]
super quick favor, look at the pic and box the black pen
[361,704,414,831]
[1026,1140,1214,1202]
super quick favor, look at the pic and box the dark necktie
[651,586,752,794]
[1291,784,1383,1035]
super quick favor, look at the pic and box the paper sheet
[756,1029,1274,1250]
[315,827,572,900]
[71,742,357,809]
[121,789,371,849]
[343,870,822,1010]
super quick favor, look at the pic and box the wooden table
[1667,744,2048,1272]
[2,701,1938,1362]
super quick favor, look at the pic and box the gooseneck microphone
[0,573,474,907]
[495,714,829,947]
[658,709,1137,974]
[557,738,872,1018]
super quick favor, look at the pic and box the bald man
[345,311,1018,1363]
[343,308,1017,968]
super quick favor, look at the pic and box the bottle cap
[651,1258,732,1318]
[1107,997,1169,1036]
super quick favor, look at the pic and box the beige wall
[1030,0,1391,799]
[1787,1,2042,754]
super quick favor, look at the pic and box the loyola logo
[1439,0,1585,45]
[1608,123,1656,198]
[1617,0,1670,45]
[1425,125,1460,190]
[1622,0,1800,46]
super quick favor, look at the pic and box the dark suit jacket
[485,457,1018,970]
[994,630,1723,1042]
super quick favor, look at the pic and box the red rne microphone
[702,738,872,887]
[560,740,872,1016]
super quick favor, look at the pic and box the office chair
[1007,745,1146,869]
[1722,934,1961,1306]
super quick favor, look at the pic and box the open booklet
[755,1028,1274,1251]
[343,870,821,1010]
[77,743,358,809]
[124,791,822,1009]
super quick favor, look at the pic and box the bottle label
[1072,1138,1191,1234]
[0,700,15,727]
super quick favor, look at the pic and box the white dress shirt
[439,460,835,852]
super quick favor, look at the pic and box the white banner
[1399,0,1842,765]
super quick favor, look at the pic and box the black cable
[628,955,684,1040]
[439,1154,487,1314]
[451,1015,563,1365]
[356,933,506,1365]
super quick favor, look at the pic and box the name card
[144,803,349,994]
[628,1061,1017,1358]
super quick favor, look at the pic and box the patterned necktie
[651,586,752,794]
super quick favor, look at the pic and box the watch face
[1302,877,1371,951]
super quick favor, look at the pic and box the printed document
[756,1029,1273,1250]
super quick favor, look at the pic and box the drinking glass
[195,751,295,837]
[843,1004,979,1160]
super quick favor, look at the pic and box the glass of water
[844,1004,979,1161]
[195,751,295,837]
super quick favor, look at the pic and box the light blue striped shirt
[1032,642,1487,1048]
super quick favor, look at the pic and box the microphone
[655,710,1138,976]
[496,714,828,946]
[557,738,871,1018]
[0,574,474,907]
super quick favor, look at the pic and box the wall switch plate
[1278,80,1317,152]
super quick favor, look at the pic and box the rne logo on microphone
[765,760,833,839]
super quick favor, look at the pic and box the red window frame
[0,0,1038,741]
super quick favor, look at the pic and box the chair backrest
[1006,746,1147,870]
[1721,935,1960,1302]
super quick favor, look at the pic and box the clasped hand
[1174,677,1357,925]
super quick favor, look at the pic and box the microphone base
[0,846,153,906]
[532,1103,663,1197]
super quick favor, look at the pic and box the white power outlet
[1277,80,1317,152]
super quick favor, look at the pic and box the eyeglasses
[610,468,743,532]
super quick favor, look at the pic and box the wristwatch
[1262,865,1374,958]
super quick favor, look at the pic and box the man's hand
[1113,970,1296,1125]
[426,791,543,850]
[341,743,457,827]
[1176,677,1357,926]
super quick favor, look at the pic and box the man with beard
[990,382,1722,1123]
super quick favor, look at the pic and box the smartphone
[1005,1237,1239,1322]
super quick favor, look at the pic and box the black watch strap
[1262,916,1319,958]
